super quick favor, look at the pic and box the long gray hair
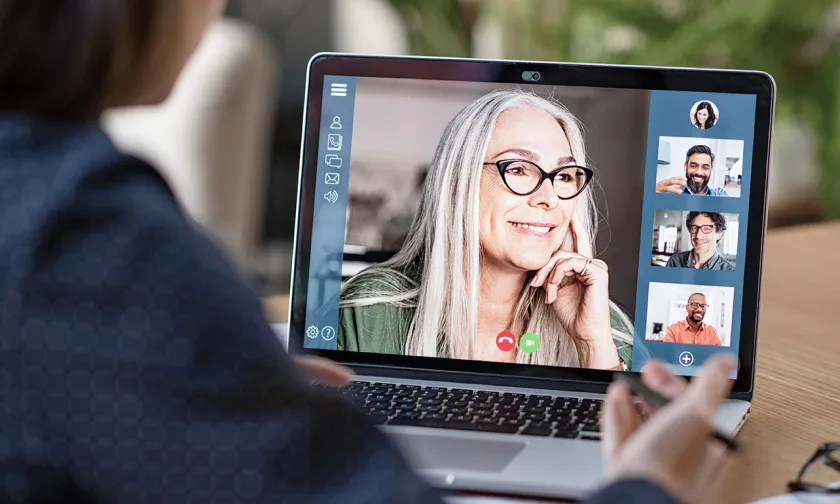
[341,89,633,367]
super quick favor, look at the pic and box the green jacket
[338,278,634,368]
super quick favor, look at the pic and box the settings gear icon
[306,325,320,339]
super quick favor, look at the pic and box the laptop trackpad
[391,432,526,472]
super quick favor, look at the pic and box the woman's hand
[294,356,354,386]
[603,355,736,503]
[529,214,618,368]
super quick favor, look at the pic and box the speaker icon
[324,190,338,204]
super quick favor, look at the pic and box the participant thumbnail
[645,283,734,347]
[654,136,744,197]
[690,100,719,130]
[651,210,738,270]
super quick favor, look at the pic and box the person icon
[330,116,342,129]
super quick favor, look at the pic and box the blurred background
[105,0,840,297]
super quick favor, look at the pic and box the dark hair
[0,1,178,120]
[694,101,717,128]
[685,144,715,165]
[686,211,727,235]
[687,292,706,302]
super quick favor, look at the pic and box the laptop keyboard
[317,381,603,440]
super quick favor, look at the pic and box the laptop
[286,53,774,499]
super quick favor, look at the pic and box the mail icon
[325,173,340,185]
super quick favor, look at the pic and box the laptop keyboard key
[522,406,546,414]
[521,426,553,437]
[529,422,552,430]
[445,400,469,408]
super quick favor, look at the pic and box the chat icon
[325,154,342,169]
[327,133,342,151]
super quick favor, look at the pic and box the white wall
[645,282,735,346]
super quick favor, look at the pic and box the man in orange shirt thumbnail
[664,293,723,346]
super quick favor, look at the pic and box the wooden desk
[264,222,840,503]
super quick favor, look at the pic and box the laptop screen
[299,69,760,378]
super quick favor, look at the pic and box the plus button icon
[678,351,695,367]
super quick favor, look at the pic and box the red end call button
[496,331,516,351]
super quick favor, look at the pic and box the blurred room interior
[100,0,839,299]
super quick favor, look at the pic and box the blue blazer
[0,116,675,503]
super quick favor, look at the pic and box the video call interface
[303,76,757,376]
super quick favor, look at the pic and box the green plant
[386,0,840,219]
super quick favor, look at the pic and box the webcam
[521,70,541,82]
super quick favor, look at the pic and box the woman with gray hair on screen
[338,89,634,370]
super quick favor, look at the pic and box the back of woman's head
[0,0,220,121]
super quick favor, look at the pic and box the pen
[612,372,739,451]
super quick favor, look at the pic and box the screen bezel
[288,53,774,400]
